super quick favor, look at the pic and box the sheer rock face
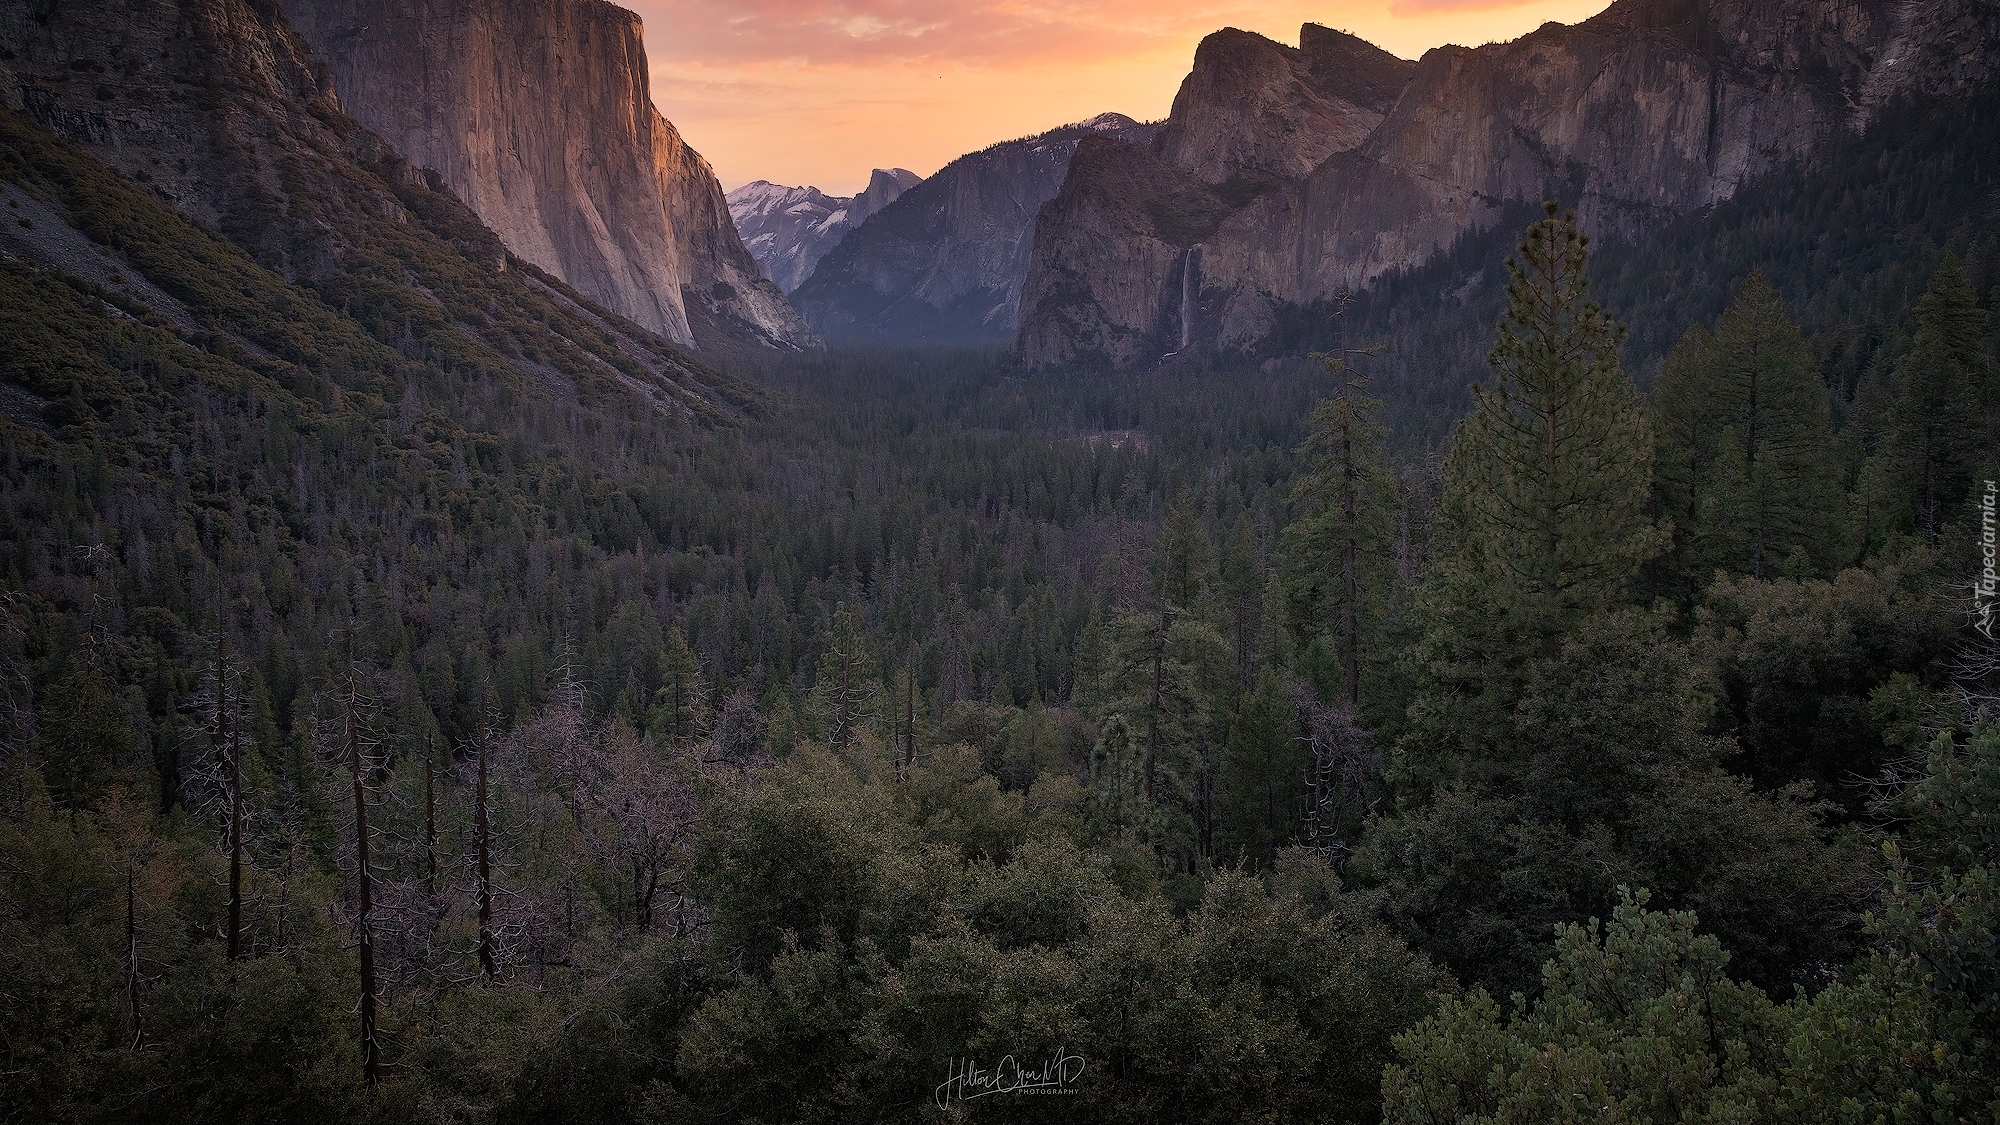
[1018,0,1996,369]
[1154,25,1413,187]
[0,0,759,419]
[790,113,1158,344]
[645,105,822,352]
[727,168,921,294]
[281,0,816,352]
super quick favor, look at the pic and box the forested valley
[4,76,2000,1124]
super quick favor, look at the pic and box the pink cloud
[636,0,1287,69]
[1387,0,1548,14]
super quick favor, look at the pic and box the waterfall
[1179,246,1202,351]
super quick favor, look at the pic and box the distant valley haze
[633,0,1614,195]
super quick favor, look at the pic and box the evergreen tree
[811,604,874,754]
[1705,273,1839,575]
[647,628,708,743]
[1408,205,1660,759]
[1881,254,1996,536]
[1086,714,1151,842]
[1279,363,1401,710]
[1646,324,1719,594]
[1214,669,1306,865]
[1092,508,1232,866]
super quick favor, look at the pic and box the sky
[628,0,1615,197]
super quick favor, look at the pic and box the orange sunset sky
[629,0,1616,196]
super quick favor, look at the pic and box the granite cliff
[280,0,816,353]
[1018,0,2000,369]
[727,168,921,294]
[791,113,1157,344]
[0,0,759,421]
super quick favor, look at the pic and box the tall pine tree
[1408,205,1660,762]
[1881,255,1995,537]
[1280,361,1401,711]
[1653,272,1838,580]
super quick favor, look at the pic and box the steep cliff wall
[1016,137,1230,368]
[0,0,764,421]
[281,0,816,352]
[792,113,1157,344]
[647,106,821,352]
[1019,0,1996,369]
[1019,23,1422,367]
[1154,26,1412,187]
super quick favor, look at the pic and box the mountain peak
[1156,21,1414,184]
[728,168,923,292]
[1079,112,1141,132]
[869,168,923,192]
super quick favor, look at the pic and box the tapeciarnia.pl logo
[1979,479,1997,642]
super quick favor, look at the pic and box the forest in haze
[3,55,2000,1125]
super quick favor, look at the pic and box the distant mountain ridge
[790,113,1158,344]
[1017,0,2000,369]
[277,0,817,355]
[727,168,921,294]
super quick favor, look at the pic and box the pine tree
[1409,205,1660,760]
[1883,255,1995,536]
[648,628,707,743]
[1086,714,1150,842]
[1648,324,1718,593]
[1280,360,1400,709]
[1698,273,1839,577]
[1214,669,1306,865]
[812,603,874,754]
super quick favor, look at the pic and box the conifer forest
[3,1,2000,1122]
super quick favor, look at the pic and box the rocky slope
[1018,1,2000,369]
[0,0,760,422]
[728,168,921,294]
[279,0,816,354]
[791,113,1157,344]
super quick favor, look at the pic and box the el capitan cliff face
[1017,0,1997,370]
[280,0,816,353]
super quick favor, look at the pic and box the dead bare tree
[183,620,253,960]
[333,657,383,1088]
[1950,573,2000,721]
[312,656,386,1088]
[474,718,498,981]
[124,869,143,1050]
[588,724,697,932]
[1289,678,1379,862]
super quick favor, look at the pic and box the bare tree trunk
[1146,590,1166,803]
[423,742,437,898]
[476,726,497,980]
[217,629,243,963]
[1341,414,1360,709]
[633,857,659,931]
[900,662,916,780]
[344,671,379,1088]
[125,869,143,1050]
